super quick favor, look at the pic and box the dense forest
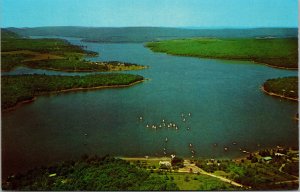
[2,74,144,110]
[263,76,298,100]
[2,29,95,55]
[146,38,298,69]
[2,155,179,190]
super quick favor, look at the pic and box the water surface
[2,37,298,177]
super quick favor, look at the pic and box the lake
[2,36,298,178]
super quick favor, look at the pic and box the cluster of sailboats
[138,113,251,158]
[138,112,195,157]
[140,112,192,132]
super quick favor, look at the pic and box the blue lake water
[2,36,298,177]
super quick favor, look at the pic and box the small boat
[165,137,168,142]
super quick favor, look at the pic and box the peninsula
[1,30,147,110]
[2,74,144,110]
[262,76,298,101]
[2,29,147,72]
[1,74,144,110]
[146,38,298,69]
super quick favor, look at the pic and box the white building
[159,161,171,167]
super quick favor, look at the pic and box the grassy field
[2,74,144,110]
[154,172,239,190]
[263,76,298,100]
[146,38,298,69]
[1,29,146,72]
[123,147,299,190]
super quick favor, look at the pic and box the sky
[1,0,298,28]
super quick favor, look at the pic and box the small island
[146,38,298,69]
[2,74,144,110]
[2,29,147,72]
[262,76,298,101]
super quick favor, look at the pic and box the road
[178,160,249,189]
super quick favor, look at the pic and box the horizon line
[2,25,298,29]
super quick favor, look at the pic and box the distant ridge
[6,26,298,43]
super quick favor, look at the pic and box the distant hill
[6,26,298,43]
[1,28,21,39]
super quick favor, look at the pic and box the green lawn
[154,172,240,190]
[146,38,298,69]
[2,74,144,110]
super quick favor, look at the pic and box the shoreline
[2,79,146,112]
[50,79,146,94]
[4,146,298,182]
[119,157,171,161]
[261,63,298,70]
[261,86,298,101]
[118,147,299,163]
[30,65,148,73]
[118,153,248,162]
[1,65,148,73]
[2,97,37,112]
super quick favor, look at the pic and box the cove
[2,36,298,178]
